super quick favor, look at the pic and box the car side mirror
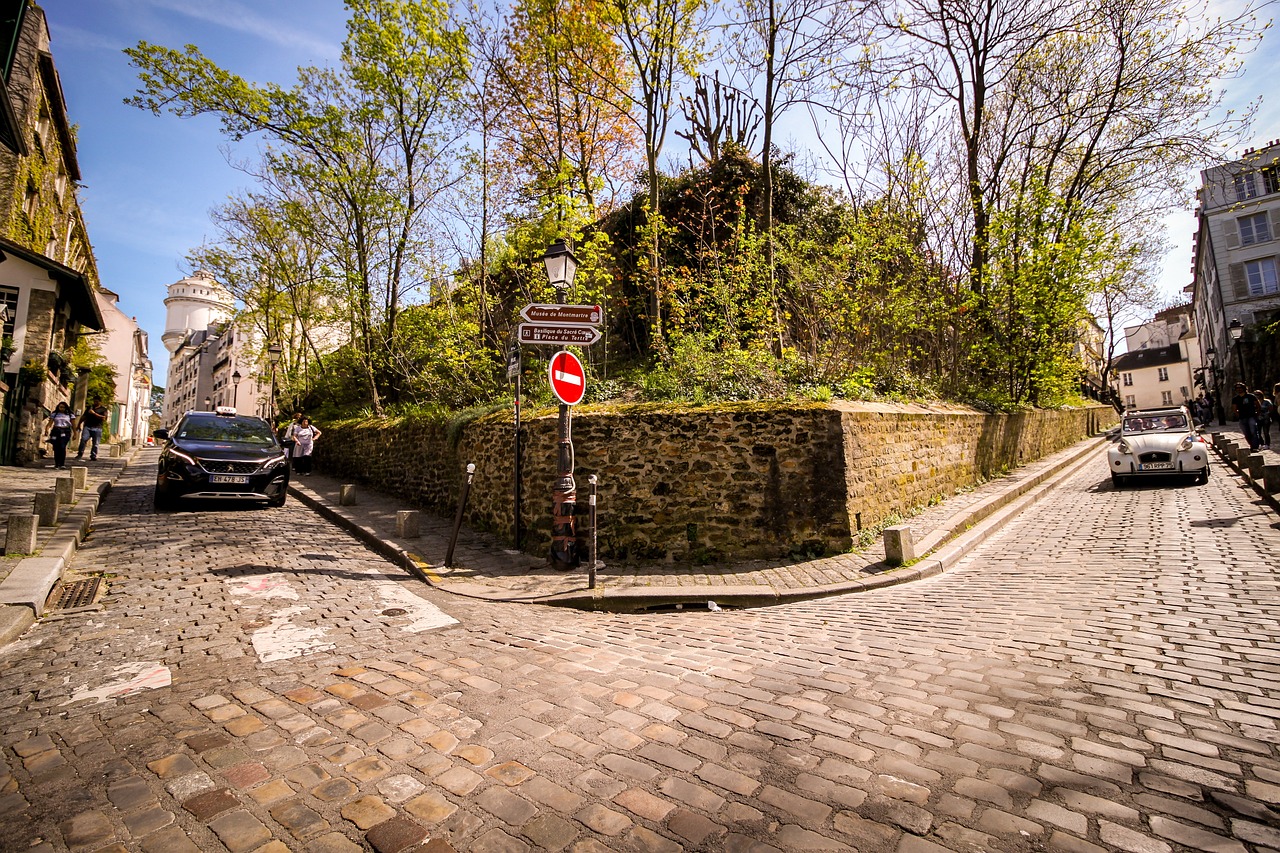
[153,429,169,441]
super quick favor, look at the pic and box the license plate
[209,474,250,484]
[1140,462,1174,471]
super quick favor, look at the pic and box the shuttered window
[1240,212,1270,245]
[1245,258,1279,296]
[1235,172,1259,201]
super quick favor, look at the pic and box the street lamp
[204,396,211,411]
[1228,318,1246,390]
[231,370,241,407]
[542,240,580,570]
[267,344,283,426]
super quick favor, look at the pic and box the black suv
[153,408,290,509]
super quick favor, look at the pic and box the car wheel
[268,494,286,508]
[1197,466,1210,485]
[1111,473,1125,488]
[154,489,175,511]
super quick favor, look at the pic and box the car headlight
[168,448,198,465]
[1117,439,1132,454]
[263,453,287,467]
[1177,435,1194,452]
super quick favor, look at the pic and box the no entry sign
[549,350,586,405]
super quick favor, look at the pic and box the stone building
[94,287,153,445]
[1191,138,1280,392]
[1112,305,1201,411]
[0,4,106,465]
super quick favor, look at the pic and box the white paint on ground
[251,606,335,663]
[360,568,457,633]
[63,661,172,705]
[226,574,299,601]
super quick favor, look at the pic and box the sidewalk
[290,431,1116,612]
[0,452,134,643]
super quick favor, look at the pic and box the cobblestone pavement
[2,448,1279,852]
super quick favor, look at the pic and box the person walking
[1232,382,1262,451]
[43,402,74,469]
[288,416,321,475]
[1259,389,1275,450]
[74,397,109,461]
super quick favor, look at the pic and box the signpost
[517,323,603,346]
[549,350,587,406]
[520,303,602,324]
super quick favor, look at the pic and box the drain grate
[50,577,102,610]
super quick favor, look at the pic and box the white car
[1108,406,1210,487]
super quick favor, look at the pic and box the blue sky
[38,0,1280,385]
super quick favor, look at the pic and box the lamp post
[204,396,211,411]
[1228,318,1246,391]
[231,370,242,407]
[543,239,580,570]
[267,344,283,427]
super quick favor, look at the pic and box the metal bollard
[444,463,476,568]
[588,474,598,589]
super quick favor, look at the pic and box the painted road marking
[251,606,336,663]
[64,661,172,705]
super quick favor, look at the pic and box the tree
[126,0,470,416]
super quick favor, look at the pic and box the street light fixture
[204,396,211,411]
[1228,318,1247,390]
[231,370,241,407]
[541,238,579,291]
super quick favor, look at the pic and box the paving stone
[1099,820,1172,853]
[666,808,726,846]
[269,799,330,839]
[248,779,295,806]
[138,824,202,853]
[106,776,154,811]
[313,777,359,802]
[342,795,396,830]
[405,789,459,823]
[182,787,239,820]
[523,813,579,850]
[1148,816,1246,852]
[576,803,632,836]
[147,753,199,779]
[485,761,536,786]
[207,809,272,852]
[365,815,428,853]
[59,810,114,850]
[435,765,484,795]
[306,832,367,853]
[478,786,539,825]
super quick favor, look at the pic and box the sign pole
[550,306,579,569]
[510,341,522,550]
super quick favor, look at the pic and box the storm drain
[49,577,102,610]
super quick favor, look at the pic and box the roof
[0,235,103,329]
[1112,343,1184,371]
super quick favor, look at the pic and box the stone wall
[314,401,1116,563]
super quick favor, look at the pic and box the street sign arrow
[519,303,603,325]
[517,323,603,346]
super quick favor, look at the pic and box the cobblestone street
[2,451,1279,852]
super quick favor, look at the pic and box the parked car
[1108,406,1209,487]
[153,407,290,509]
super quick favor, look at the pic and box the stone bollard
[108,444,121,458]
[1264,464,1280,495]
[1248,453,1266,483]
[5,513,38,555]
[71,466,87,491]
[1235,445,1251,468]
[883,525,915,566]
[33,492,58,527]
[339,485,357,506]
[54,476,73,506]
[396,510,420,538]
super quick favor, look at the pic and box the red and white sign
[549,350,586,406]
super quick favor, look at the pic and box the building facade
[1112,305,1201,411]
[1191,139,1280,393]
[94,287,152,444]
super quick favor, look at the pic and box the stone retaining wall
[314,401,1116,563]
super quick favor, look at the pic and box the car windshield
[176,416,276,445]
[1123,413,1187,433]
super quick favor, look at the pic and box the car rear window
[177,417,276,444]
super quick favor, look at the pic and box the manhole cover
[381,608,407,617]
[49,577,102,610]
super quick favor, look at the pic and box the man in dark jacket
[1232,383,1261,451]
[75,397,109,461]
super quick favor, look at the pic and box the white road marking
[251,606,336,663]
[64,661,172,705]
[372,578,458,633]
[226,575,299,600]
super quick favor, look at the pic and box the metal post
[511,342,523,550]
[550,285,578,570]
[588,474,598,589]
[445,463,476,568]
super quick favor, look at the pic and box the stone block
[395,511,420,538]
[1248,453,1265,482]
[54,476,73,505]
[883,526,914,566]
[71,466,87,490]
[33,492,58,527]
[0,557,62,613]
[108,443,121,458]
[339,485,357,506]
[1264,463,1280,495]
[5,513,38,555]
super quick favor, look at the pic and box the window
[1239,212,1271,245]
[1157,367,1169,381]
[1245,258,1280,296]
[1180,386,1189,400]
[1162,390,1174,405]
[1125,395,1136,409]
[1235,172,1259,201]
[1265,165,1280,195]
[1123,372,1133,387]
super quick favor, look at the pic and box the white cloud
[140,0,341,60]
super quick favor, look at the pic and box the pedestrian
[1231,382,1261,451]
[43,402,74,469]
[1258,389,1275,450]
[288,416,321,475]
[74,396,109,461]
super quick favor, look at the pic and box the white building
[1113,305,1201,411]
[93,287,152,444]
[1191,139,1280,389]
[160,271,265,426]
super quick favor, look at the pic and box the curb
[294,434,1112,612]
[0,457,132,646]
[1207,437,1280,515]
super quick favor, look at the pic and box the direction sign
[518,323,603,346]
[520,303,602,325]
[549,350,586,405]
